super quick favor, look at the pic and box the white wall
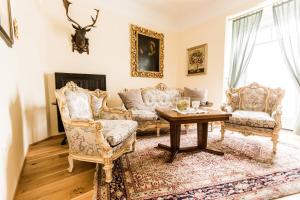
[0,1,53,199]
[0,43,25,200]
[176,0,264,107]
[33,0,180,136]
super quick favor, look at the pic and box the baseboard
[30,134,66,146]
[12,149,27,200]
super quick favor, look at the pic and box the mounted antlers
[62,0,100,54]
[83,9,100,29]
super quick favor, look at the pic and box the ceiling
[135,0,221,20]
[133,0,263,29]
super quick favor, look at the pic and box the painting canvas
[130,24,164,78]
[187,44,208,75]
[0,0,13,47]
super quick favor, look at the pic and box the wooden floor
[15,133,300,200]
[15,135,96,200]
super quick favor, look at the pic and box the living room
[1,0,300,199]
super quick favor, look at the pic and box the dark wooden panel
[54,72,106,132]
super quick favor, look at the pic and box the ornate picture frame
[130,24,164,78]
[187,43,208,76]
[0,0,14,47]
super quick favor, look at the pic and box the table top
[155,108,231,123]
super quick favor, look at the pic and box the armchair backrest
[226,82,284,114]
[141,83,183,110]
[55,81,109,123]
[123,83,183,110]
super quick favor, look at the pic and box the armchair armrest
[220,103,233,113]
[63,119,112,154]
[271,106,282,128]
[99,107,133,120]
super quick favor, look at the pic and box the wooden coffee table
[155,108,231,163]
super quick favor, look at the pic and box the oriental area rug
[94,129,300,200]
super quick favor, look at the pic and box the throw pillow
[118,90,147,110]
[65,90,93,120]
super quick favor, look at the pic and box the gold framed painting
[130,24,164,78]
[187,44,208,76]
[0,0,14,47]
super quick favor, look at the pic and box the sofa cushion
[141,88,181,110]
[102,120,138,147]
[184,87,208,103]
[65,90,93,120]
[227,110,276,129]
[118,90,147,110]
[131,110,158,121]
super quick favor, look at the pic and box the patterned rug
[94,129,300,200]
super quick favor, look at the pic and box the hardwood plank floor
[15,135,96,200]
[15,133,300,200]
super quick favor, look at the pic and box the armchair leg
[103,160,114,183]
[68,156,74,172]
[220,122,225,141]
[156,122,161,137]
[272,134,279,154]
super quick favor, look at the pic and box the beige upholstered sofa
[119,83,211,135]
[55,81,137,183]
[119,83,183,136]
[221,82,285,154]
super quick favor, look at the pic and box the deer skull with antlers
[63,0,99,54]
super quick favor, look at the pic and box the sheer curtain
[273,0,300,135]
[228,11,263,88]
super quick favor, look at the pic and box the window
[238,6,299,130]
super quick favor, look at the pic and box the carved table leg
[157,122,181,163]
[198,122,224,156]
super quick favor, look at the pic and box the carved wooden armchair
[221,83,285,154]
[55,81,137,183]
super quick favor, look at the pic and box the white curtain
[228,11,263,88]
[273,0,300,135]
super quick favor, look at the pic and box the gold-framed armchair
[55,81,137,183]
[221,82,285,154]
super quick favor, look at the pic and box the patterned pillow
[65,90,93,120]
[184,87,208,102]
[118,90,147,110]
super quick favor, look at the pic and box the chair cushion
[65,90,93,120]
[102,120,138,147]
[227,110,276,129]
[131,110,158,121]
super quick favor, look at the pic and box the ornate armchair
[221,83,285,154]
[55,81,137,183]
